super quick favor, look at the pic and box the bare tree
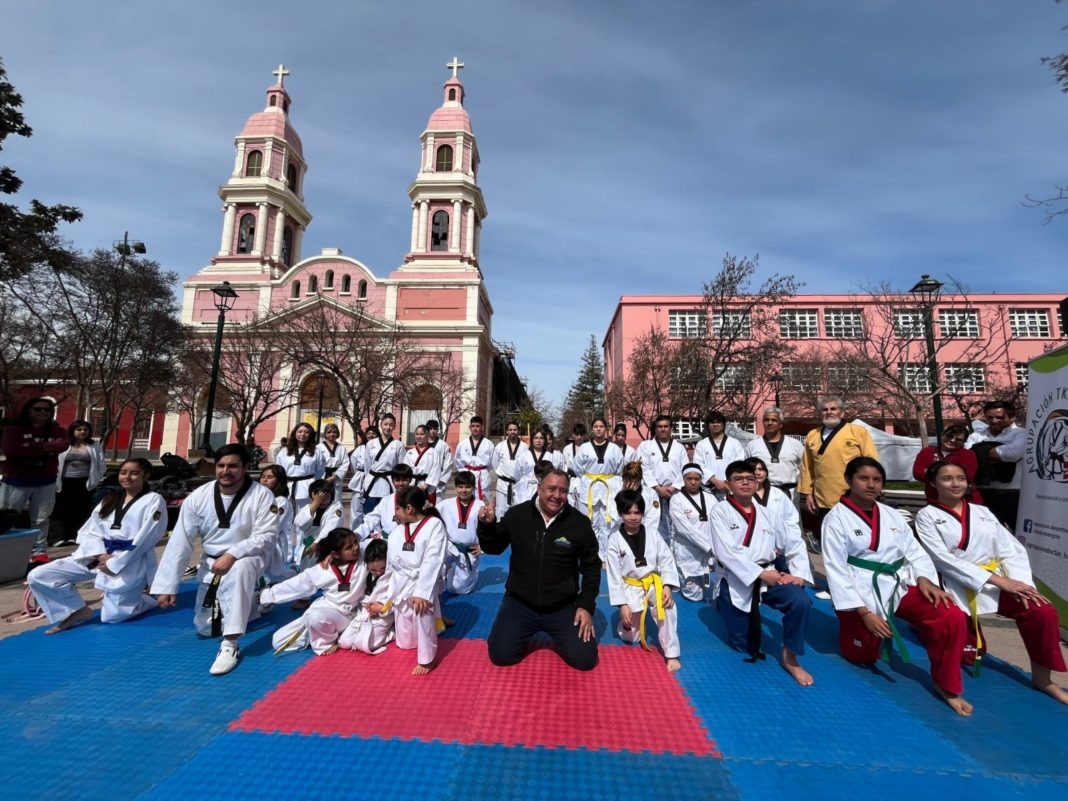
[428,352,479,442]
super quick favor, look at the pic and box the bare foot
[441,617,455,627]
[292,598,311,610]
[411,663,434,676]
[666,658,682,672]
[46,605,93,634]
[1032,679,1068,705]
[782,647,814,686]
[322,644,339,656]
[936,686,973,716]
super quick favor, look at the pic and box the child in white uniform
[440,471,484,594]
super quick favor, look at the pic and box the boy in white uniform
[426,419,454,500]
[492,421,532,518]
[439,471,484,594]
[694,411,746,500]
[151,444,279,675]
[355,464,413,541]
[454,415,494,501]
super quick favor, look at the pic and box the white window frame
[937,309,980,339]
[1008,308,1051,338]
[781,363,823,392]
[668,310,706,339]
[899,362,932,393]
[711,310,752,338]
[893,309,924,339]
[943,363,986,393]
[824,308,864,339]
[779,309,820,339]
[827,363,870,392]
[1015,362,1029,390]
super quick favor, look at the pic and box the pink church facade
[160,63,498,455]
[604,291,1068,441]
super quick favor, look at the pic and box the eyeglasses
[728,476,757,483]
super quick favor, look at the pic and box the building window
[827,363,870,392]
[431,210,450,251]
[286,163,298,192]
[824,309,864,339]
[290,281,300,299]
[307,274,318,294]
[893,309,924,339]
[281,226,294,267]
[324,270,334,290]
[1059,305,1067,337]
[900,362,932,393]
[668,310,706,338]
[357,279,368,300]
[1009,308,1051,338]
[779,309,819,339]
[436,145,454,172]
[781,364,823,392]
[448,88,457,101]
[245,150,263,177]
[938,309,980,339]
[672,420,702,441]
[237,213,256,253]
[711,311,751,338]
[269,96,277,107]
[341,274,351,294]
[944,363,986,393]
[1015,362,1029,390]
[716,365,753,391]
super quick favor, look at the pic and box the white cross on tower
[272,63,290,87]
[446,57,464,79]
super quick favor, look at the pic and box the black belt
[498,474,517,504]
[746,559,774,661]
[201,551,226,637]
[774,483,797,491]
[289,474,313,499]
[325,467,338,478]
[413,473,428,481]
[366,470,392,495]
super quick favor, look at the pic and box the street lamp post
[315,371,327,435]
[910,274,944,444]
[201,281,239,456]
[768,371,783,409]
[877,398,888,431]
[110,233,146,446]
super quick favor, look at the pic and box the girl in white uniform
[607,489,681,670]
[293,479,345,563]
[668,463,718,601]
[347,428,368,527]
[915,461,1068,704]
[316,423,349,505]
[258,465,296,583]
[275,423,326,514]
[384,486,447,675]
[263,530,394,655]
[823,456,972,716]
[747,457,804,551]
[610,461,662,535]
[29,458,167,633]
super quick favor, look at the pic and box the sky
[4,1,1068,405]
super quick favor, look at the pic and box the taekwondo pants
[194,556,264,638]
[618,585,681,659]
[716,582,811,657]
[965,592,1067,672]
[28,557,157,624]
[836,585,968,695]
[393,595,439,665]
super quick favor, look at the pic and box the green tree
[0,58,81,280]
[561,335,605,434]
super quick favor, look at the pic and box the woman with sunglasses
[911,424,981,505]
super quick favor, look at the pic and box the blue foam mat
[0,552,1065,801]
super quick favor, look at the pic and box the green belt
[846,555,910,664]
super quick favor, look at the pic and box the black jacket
[477,499,601,614]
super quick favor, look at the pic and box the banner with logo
[1019,343,1068,631]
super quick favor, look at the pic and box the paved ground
[1,541,1066,801]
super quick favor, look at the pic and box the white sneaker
[815,590,831,601]
[209,641,241,675]
[681,580,704,602]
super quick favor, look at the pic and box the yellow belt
[584,473,616,523]
[965,558,1001,675]
[622,572,665,651]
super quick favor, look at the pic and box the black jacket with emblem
[477,499,601,614]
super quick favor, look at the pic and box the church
[157,61,523,456]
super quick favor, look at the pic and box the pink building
[603,290,1068,442]
[160,62,503,456]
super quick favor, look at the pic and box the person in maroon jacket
[911,424,982,505]
[1,398,69,557]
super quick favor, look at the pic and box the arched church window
[291,281,300,299]
[286,164,298,192]
[324,270,335,290]
[308,274,318,294]
[358,280,368,300]
[245,150,263,177]
[282,226,294,267]
[283,99,290,113]
[431,210,449,251]
[448,88,456,101]
[237,213,256,253]
[341,274,351,294]
[269,96,277,107]
[436,145,453,172]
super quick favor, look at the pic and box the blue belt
[103,538,134,553]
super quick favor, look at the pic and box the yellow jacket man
[798,397,879,518]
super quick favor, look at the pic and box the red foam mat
[232,639,717,756]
